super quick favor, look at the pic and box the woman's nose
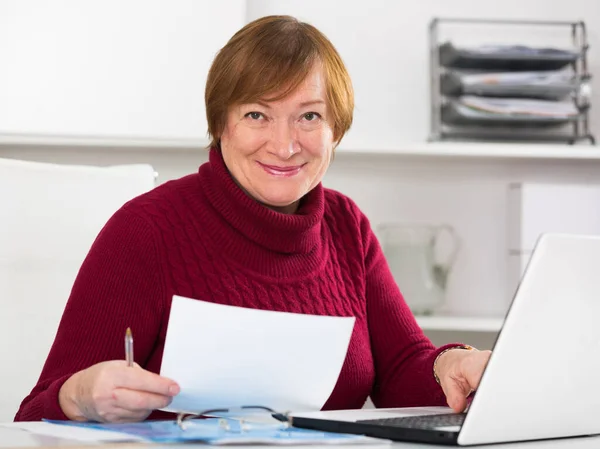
[270,121,300,159]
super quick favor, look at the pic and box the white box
[507,182,600,295]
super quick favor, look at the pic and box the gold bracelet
[433,344,475,385]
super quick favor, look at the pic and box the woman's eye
[303,112,321,121]
[245,112,263,120]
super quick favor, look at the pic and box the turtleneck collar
[192,148,327,277]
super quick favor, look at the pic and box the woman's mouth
[258,162,304,177]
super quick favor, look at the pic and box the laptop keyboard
[358,413,466,430]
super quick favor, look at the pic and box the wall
[0,0,245,140]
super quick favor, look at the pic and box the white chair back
[0,157,156,421]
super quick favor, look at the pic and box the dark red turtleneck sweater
[15,148,454,422]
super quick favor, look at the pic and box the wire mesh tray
[440,70,583,100]
[439,42,580,71]
[441,99,581,128]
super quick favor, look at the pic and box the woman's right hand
[58,361,180,423]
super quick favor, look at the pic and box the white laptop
[289,233,600,445]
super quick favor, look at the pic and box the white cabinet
[0,0,245,141]
[507,182,600,295]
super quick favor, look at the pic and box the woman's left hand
[434,347,492,413]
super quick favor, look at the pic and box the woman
[15,15,490,423]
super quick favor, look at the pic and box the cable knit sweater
[15,148,454,422]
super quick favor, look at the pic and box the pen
[125,327,134,367]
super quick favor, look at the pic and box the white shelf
[0,133,209,152]
[337,141,600,160]
[1,133,599,160]
[415,315,504,333]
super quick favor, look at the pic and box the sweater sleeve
[14,206,167,421]
[358,212,460,408]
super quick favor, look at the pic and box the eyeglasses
[176,405,291,431]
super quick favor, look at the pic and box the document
[160,295,356,415]
[461,68,575,87]
[458,95,578,118]
[0,421,142,442]
[43,418,385,445]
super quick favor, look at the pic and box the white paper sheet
[0,422,143,443]
[160,295,355,415]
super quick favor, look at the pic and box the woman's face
[220,65,334,214]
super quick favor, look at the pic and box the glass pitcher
[377,223,460,315]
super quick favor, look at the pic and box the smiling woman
[14,15,488,425]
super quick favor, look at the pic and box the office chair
[0,157,156,421]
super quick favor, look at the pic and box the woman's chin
[259,194,302,212]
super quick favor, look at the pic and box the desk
[1,425,600,449]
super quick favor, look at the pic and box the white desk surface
[1,424,600,449]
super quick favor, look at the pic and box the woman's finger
[114,366,179,397]
[112,387,174,412]
[96,405,152,423]
[463,350,492,391]
[445,379,471,413]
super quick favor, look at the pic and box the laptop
[290,233,600,445]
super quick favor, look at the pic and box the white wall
[0,0,245,140]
